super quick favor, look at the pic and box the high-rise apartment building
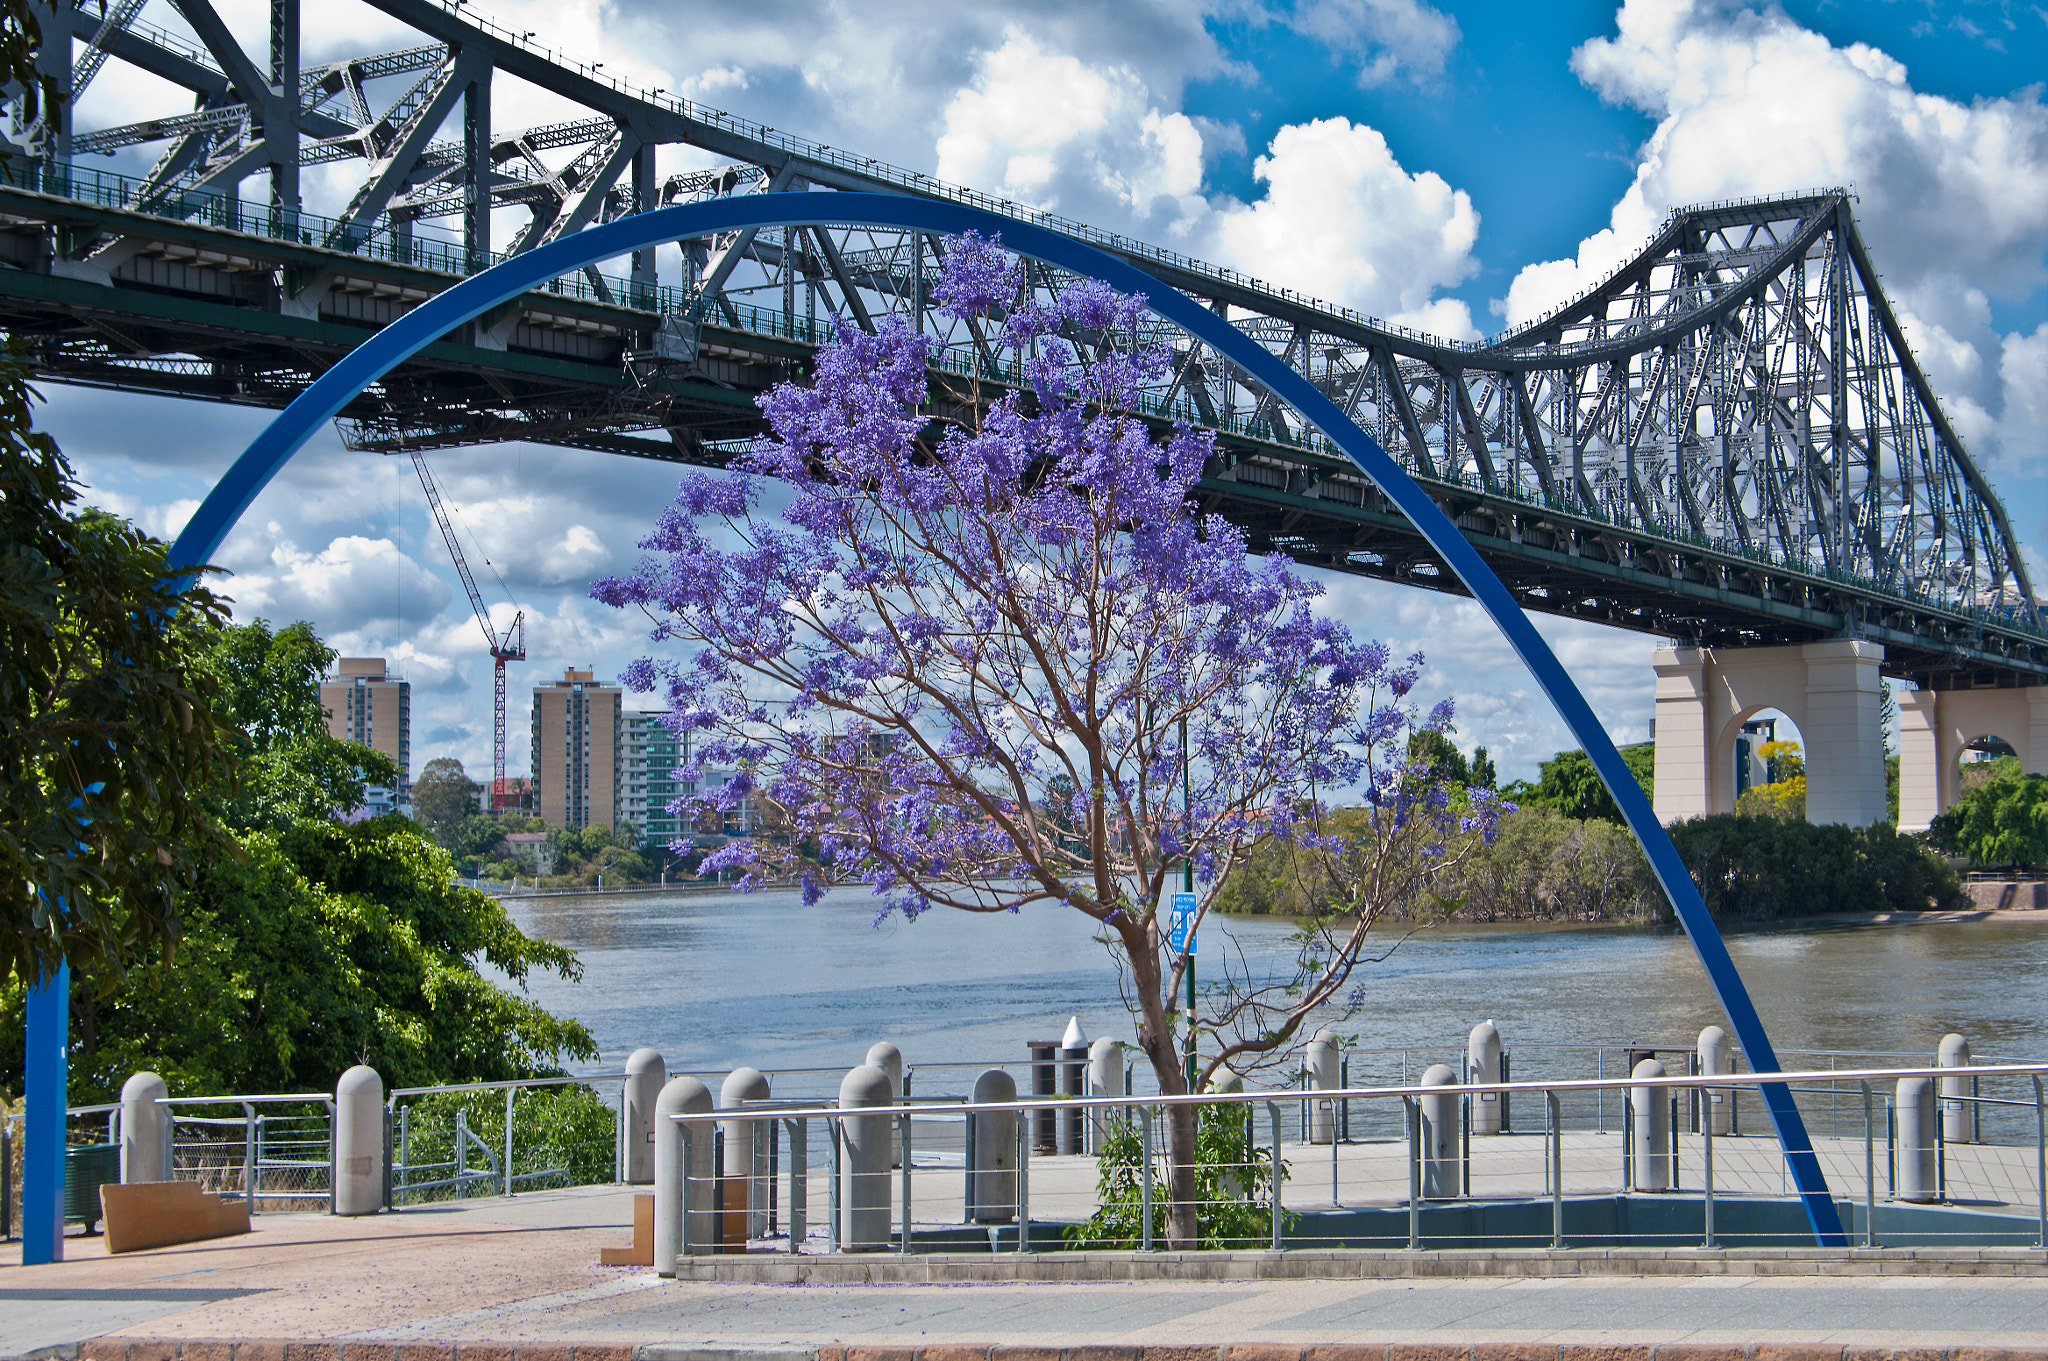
[622,712,692,846]
[320,657,411,796]
[530,669,621,831]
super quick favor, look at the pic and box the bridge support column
[1897,689,1941,833]
[1895,685,2048,833]
[1801,640,1887,827]
[1650,640,1885,826]
[1653,647,1711,822]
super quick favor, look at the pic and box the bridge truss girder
[1,0,2039,689]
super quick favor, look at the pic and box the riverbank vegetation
[1930,759,2048,870]
[1217,737,1962,923]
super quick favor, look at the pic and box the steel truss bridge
[1,0,2041,688]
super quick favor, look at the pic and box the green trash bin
[64,1142,120,1234]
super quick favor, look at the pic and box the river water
[505,886,2048,1102]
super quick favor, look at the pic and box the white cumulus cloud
[1286,0,1462,88]
[1208,117,1480,333]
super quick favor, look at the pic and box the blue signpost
[21,958,68,1264]
[105,190,1843,1247]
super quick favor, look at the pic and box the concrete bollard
[654,1075,715,1273]
[839,1064,894,1251]
[1630,1059,1670,1191]
[1897,1075,1939,1202]
[1306,1030,1340,1145]
[119,1072,172,1185]
[1468,1020,1503,1136]
[623,1048,666,1184]
[1697,1027,1731,1136]
[1939,1033,1973,1144]
[866,1042,904,1169]
[1087,1035,1123,1149]
[334,1066,384,1216]
[1060,1017,1088,1154]
[720,1067,772,1240]
[1419,1063,1458,1199]
[969,1068,1018,1224]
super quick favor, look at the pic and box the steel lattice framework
[2,0,2041,687]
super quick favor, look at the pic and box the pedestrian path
[9,1185,2048,1357]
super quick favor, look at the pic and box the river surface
[504,886,2048,1100]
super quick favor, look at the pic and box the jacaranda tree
[595,234,1501,1245]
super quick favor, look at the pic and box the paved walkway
[11,1187,2048,1357]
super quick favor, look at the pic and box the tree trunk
[1122,923,1202,1247]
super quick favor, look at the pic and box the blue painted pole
[163,192,1845,1244]
[22,957,68,1265]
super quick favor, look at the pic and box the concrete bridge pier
[1895,687,2048,832]
[1652,641,1886,826]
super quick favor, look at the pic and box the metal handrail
[669,1060,2048,1125]
[385,1072,627,1100]
[156,1093,330,1105]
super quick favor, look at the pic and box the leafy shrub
[1670,814,1961,920]
[394,1084,615,1201]
[1448,805,1662,922]
[1065,1103,1293,1249]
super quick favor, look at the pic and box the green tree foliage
[1066,1104,1292,1249]
[1671,815,1961,920]
[199,619,395,829]
[0,343,238,986]
[3,617,596,1102]
[1929,771,2048,869]
[412,757,482,842]
[1407,730,1469,786]
[1,816,596,1103]
[1468,745,1497,791]
[1500,744,1654,825]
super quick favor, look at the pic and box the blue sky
[55,0,2048,784]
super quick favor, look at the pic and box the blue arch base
[164,193,1845,1244]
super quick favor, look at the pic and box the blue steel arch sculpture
[166,192,1846,1243]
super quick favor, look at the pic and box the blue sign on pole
[1168,892,1198,956]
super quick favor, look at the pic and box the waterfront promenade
[13,1180,2048,1357]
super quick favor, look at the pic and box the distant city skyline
[57,0,2048,784]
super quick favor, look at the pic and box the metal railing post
[898,1105,912,1254]
[1862,1080,1876,1249]
[2036,1076,2046,1256]
[1621,1087,1633,1191]
[504,1087,516,1197]
[827,1117,841,1254]
[1597,1048,1605,1133]
[398,1106,410,1206]
[1702,1090,1715,1248]
[1140,1106,1154,1251]
[963,1111,976,1225]
[789,1117,808,1253]
[1461,1093,1471,1198]
[1547,1090,1562,1250]
[1267,1101,1282,1251]
[1671,1095,1680,1191]
[1329,1097,1339,1205]
[1404,1095,1420,1251]
[1017,1100,1031,1253]
[242,1101,256,1213]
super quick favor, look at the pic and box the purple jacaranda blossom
[592,236,1499,1228]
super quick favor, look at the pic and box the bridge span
[3,0,2041,829]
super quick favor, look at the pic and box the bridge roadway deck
[10,1138,2048,1358]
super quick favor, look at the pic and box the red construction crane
[410,451,527,812]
